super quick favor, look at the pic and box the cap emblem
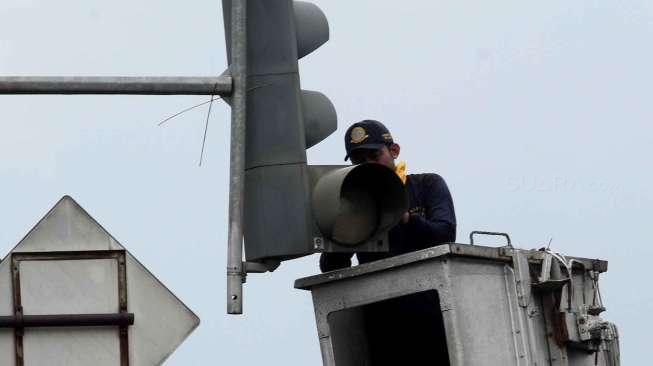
[382,133,393,141]
[350,126,369,144]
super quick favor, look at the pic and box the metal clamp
[469,231,513,248]
[243,260,280,274]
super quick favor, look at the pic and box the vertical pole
[226,0,247,315]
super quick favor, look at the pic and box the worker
[319,119,456,365]
[319,119,456,272]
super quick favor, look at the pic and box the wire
[157,97,222,126]
[199,95,216,166]
[156,82,274,166]
[198,82,222,166]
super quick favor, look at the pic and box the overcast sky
[1,0,651,364]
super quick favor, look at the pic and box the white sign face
[0,196,200,365]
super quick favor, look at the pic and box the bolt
[231,295,238,300]
[313,237,324,249]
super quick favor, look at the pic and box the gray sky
[1,0,651,364]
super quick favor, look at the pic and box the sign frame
[8,250,132,366]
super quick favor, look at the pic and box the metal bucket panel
[298,244,619,366]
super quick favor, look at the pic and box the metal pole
[0,76,232,95]
[226,0,247,315]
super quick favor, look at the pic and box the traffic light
[309,164,408,254]
[222,0,408,263]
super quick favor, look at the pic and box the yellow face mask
[395,161,407,184]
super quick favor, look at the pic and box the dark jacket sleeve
[319,252,353,272]
[403,174,456,245]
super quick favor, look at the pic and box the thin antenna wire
[199,95,215,166]
[157,84,270,127]
[199,82,221,166]
[156,82,273,166]
[197,83,272,165]
[546,237,553,250]
[157,97,222,126]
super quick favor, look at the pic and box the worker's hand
[401,212,410,224]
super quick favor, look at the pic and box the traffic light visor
[312,164,408,246]
[294,1,329,59]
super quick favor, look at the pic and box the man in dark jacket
[319,119,456,365]
[320,119,456,272]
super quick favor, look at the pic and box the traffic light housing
[309,164,408,254]
[222,0,408,263]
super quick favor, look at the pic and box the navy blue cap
[344,120,394,161]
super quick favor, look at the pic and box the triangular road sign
[0,196,199,365]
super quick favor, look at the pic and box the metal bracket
[8,250,133,366]
[532,252,570,293]
[239,260,281,284]
[511,250,532,307]
[539,252,553,283]
[243,260,281,274]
